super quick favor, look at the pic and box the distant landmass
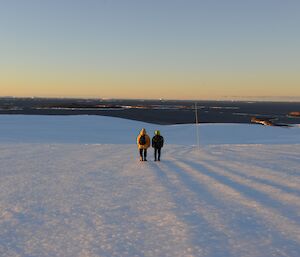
[0,97,299,125]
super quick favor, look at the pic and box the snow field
[0,115,300,256]
[0,115,299,145]
[1,143,300,257]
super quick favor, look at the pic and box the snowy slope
[0,115,299,144]
[0,115,300,257]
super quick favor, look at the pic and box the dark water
[0,97,299,125]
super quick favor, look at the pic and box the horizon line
[0,95,300,103]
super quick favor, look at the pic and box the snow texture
[0,115,300,257]
[0,115,299,145]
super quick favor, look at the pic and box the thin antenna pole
[195,102,200,149]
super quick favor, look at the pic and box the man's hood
[140,128,146,135]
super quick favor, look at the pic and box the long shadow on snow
[203,158,300,197]
[148,160,241,257]
[179,159,300,225]
[219,149,300,178]
[165,159,300,255]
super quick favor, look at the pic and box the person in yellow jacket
[137,128,151,161]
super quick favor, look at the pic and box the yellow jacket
[137,128,150,149]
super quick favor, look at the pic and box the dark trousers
[154,148,161,161]
[139,149,147,160]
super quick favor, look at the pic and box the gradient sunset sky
[0,0,299,100]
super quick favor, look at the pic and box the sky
[0,0,299,100]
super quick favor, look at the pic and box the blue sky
[0,0,299,99]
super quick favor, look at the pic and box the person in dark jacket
[152,130,164,161]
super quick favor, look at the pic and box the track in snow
[0,144,300,257]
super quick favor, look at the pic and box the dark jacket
[152,135,164,149]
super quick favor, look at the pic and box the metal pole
[195,102,200,149]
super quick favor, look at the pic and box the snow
[0,115,300,257]
[0,115,299,145]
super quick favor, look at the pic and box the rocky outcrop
[288,112,300,117]
[251,117,275,126]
